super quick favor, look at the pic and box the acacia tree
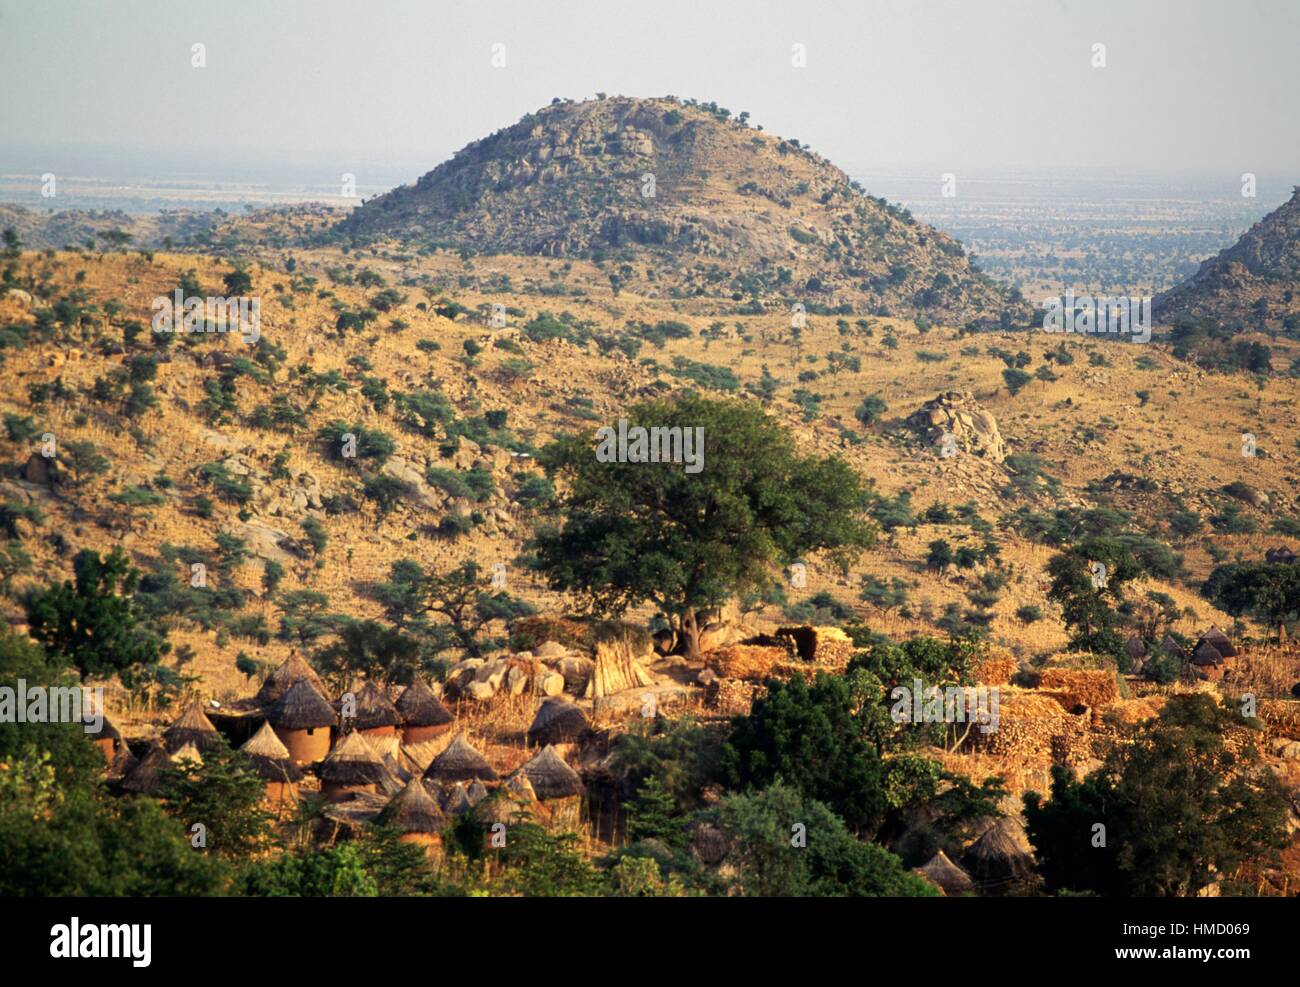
[534,395,875,659]
[1203,561,1300,640]
[1046,536,1143,663]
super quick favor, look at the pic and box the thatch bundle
[163,703,223,753]
[240,721,304,783]
[915,850,977,896]
[962,818,1036,891]
[1035,668,1119,711]
[516,745,584,800]
[394,677,453,728]
[709,644,787,682]
[526,698,590,747]
[268,678,337,729]
[346,681,401,731]
[423,734,498,784]
[584,636,654,698]
[379,776,445,834]
[255,653,328,707]
[318,731,393,789]
[972,648,1018,686]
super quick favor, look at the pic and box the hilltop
[331,96,1015,323]
[1155,186,1300,331]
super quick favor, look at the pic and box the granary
[267,678,337,763]
[1200,627,1238,658]
[105,742,138,782]
[163,702,223,754]
[393,677,453,745]
[240,721,304,806]
[170,742,205,769]
[915,850,977,897]
[526,697,590,747]
[317,730,395,802]
[515,744,584,801]
[378,776,446,851]
[440,781,473,816]
[422,734,498,786]
[345,681,402,739]
[962,818,1036,893]
[504,771,538,804]
[254,653,329,708]
[1124,635,1148,670]
[88,716,123,764]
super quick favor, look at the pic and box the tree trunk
[681,609,702,662]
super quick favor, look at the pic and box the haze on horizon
[1,0,1298,189]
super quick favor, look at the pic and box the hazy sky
[2,0,1297,184]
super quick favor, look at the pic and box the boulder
[905,391,1007,463]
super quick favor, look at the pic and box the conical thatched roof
[88,716,121,741]
[379,776,446,834]
[915,850,976,896]
[170,742,205,767]
[440,781,473,815]
[240,721,304,783]
[106,743,138,780]
[1191,640,1225,666]
[504,771,538,803]
[346,681,401,730]
[268,678,338,730]
[1202,627,1237,658]
[423,734,498,783]
[394,678,454,728]
[526,698,589,747]
[318,730,391,787]
[963,818,1036,888]
[255,653,329,707]
[516,745,584,800]
[163,703,222,753]
[466,779,489,806]
[121,743,172,795]
[1124,635,1148,661]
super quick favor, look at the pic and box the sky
[1,0,1297,187]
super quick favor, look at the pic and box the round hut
[163,703,224,754]
[255,653,329,708]
[394,678,454,745]
[346,681,402,740]
[1201,627,1238,658]
[962,818,1036,893]
[914,850,977,896]
[526,698,589,748]
[379,776,446,853]
[267,678,337,764]
[440,781,473,816]
[422,734,498,788]
[317,730,392,802]
[516,744,584,801]
[240,721,304,806]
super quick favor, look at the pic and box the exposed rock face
[905,391,1007,463]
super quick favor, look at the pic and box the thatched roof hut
[1191,640,1225,666]
[1124,635,1148,663]
[440,781,473,816]
[466,779,489,806]
[170,742,205,767]
[915,850,977,896]
[106,743,138,780]
[473,787,533,827]
[318,730,394,791]
[240,721,304,783]
[394,678,453,729]
[163,703,223,753]
[1159,634,1187,661]
[516,745,584,800]
[345,681,402,732]
[255,653,328,707]
[1202,627,1237,658]
[379,776,446,835]
[121,743,172,795]
[423,734,498,784]
[268,678,337,730]
[526,698,590,747]
[505,771,538,803]
[962,818,1036,891]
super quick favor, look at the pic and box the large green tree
[534,395,875,658]
[1203,561,1300,639]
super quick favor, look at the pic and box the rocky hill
[331,96,1015,323]
[1155,186,1300,331]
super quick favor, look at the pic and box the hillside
[1155,186,1300,331]
[331,96,1015,324]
